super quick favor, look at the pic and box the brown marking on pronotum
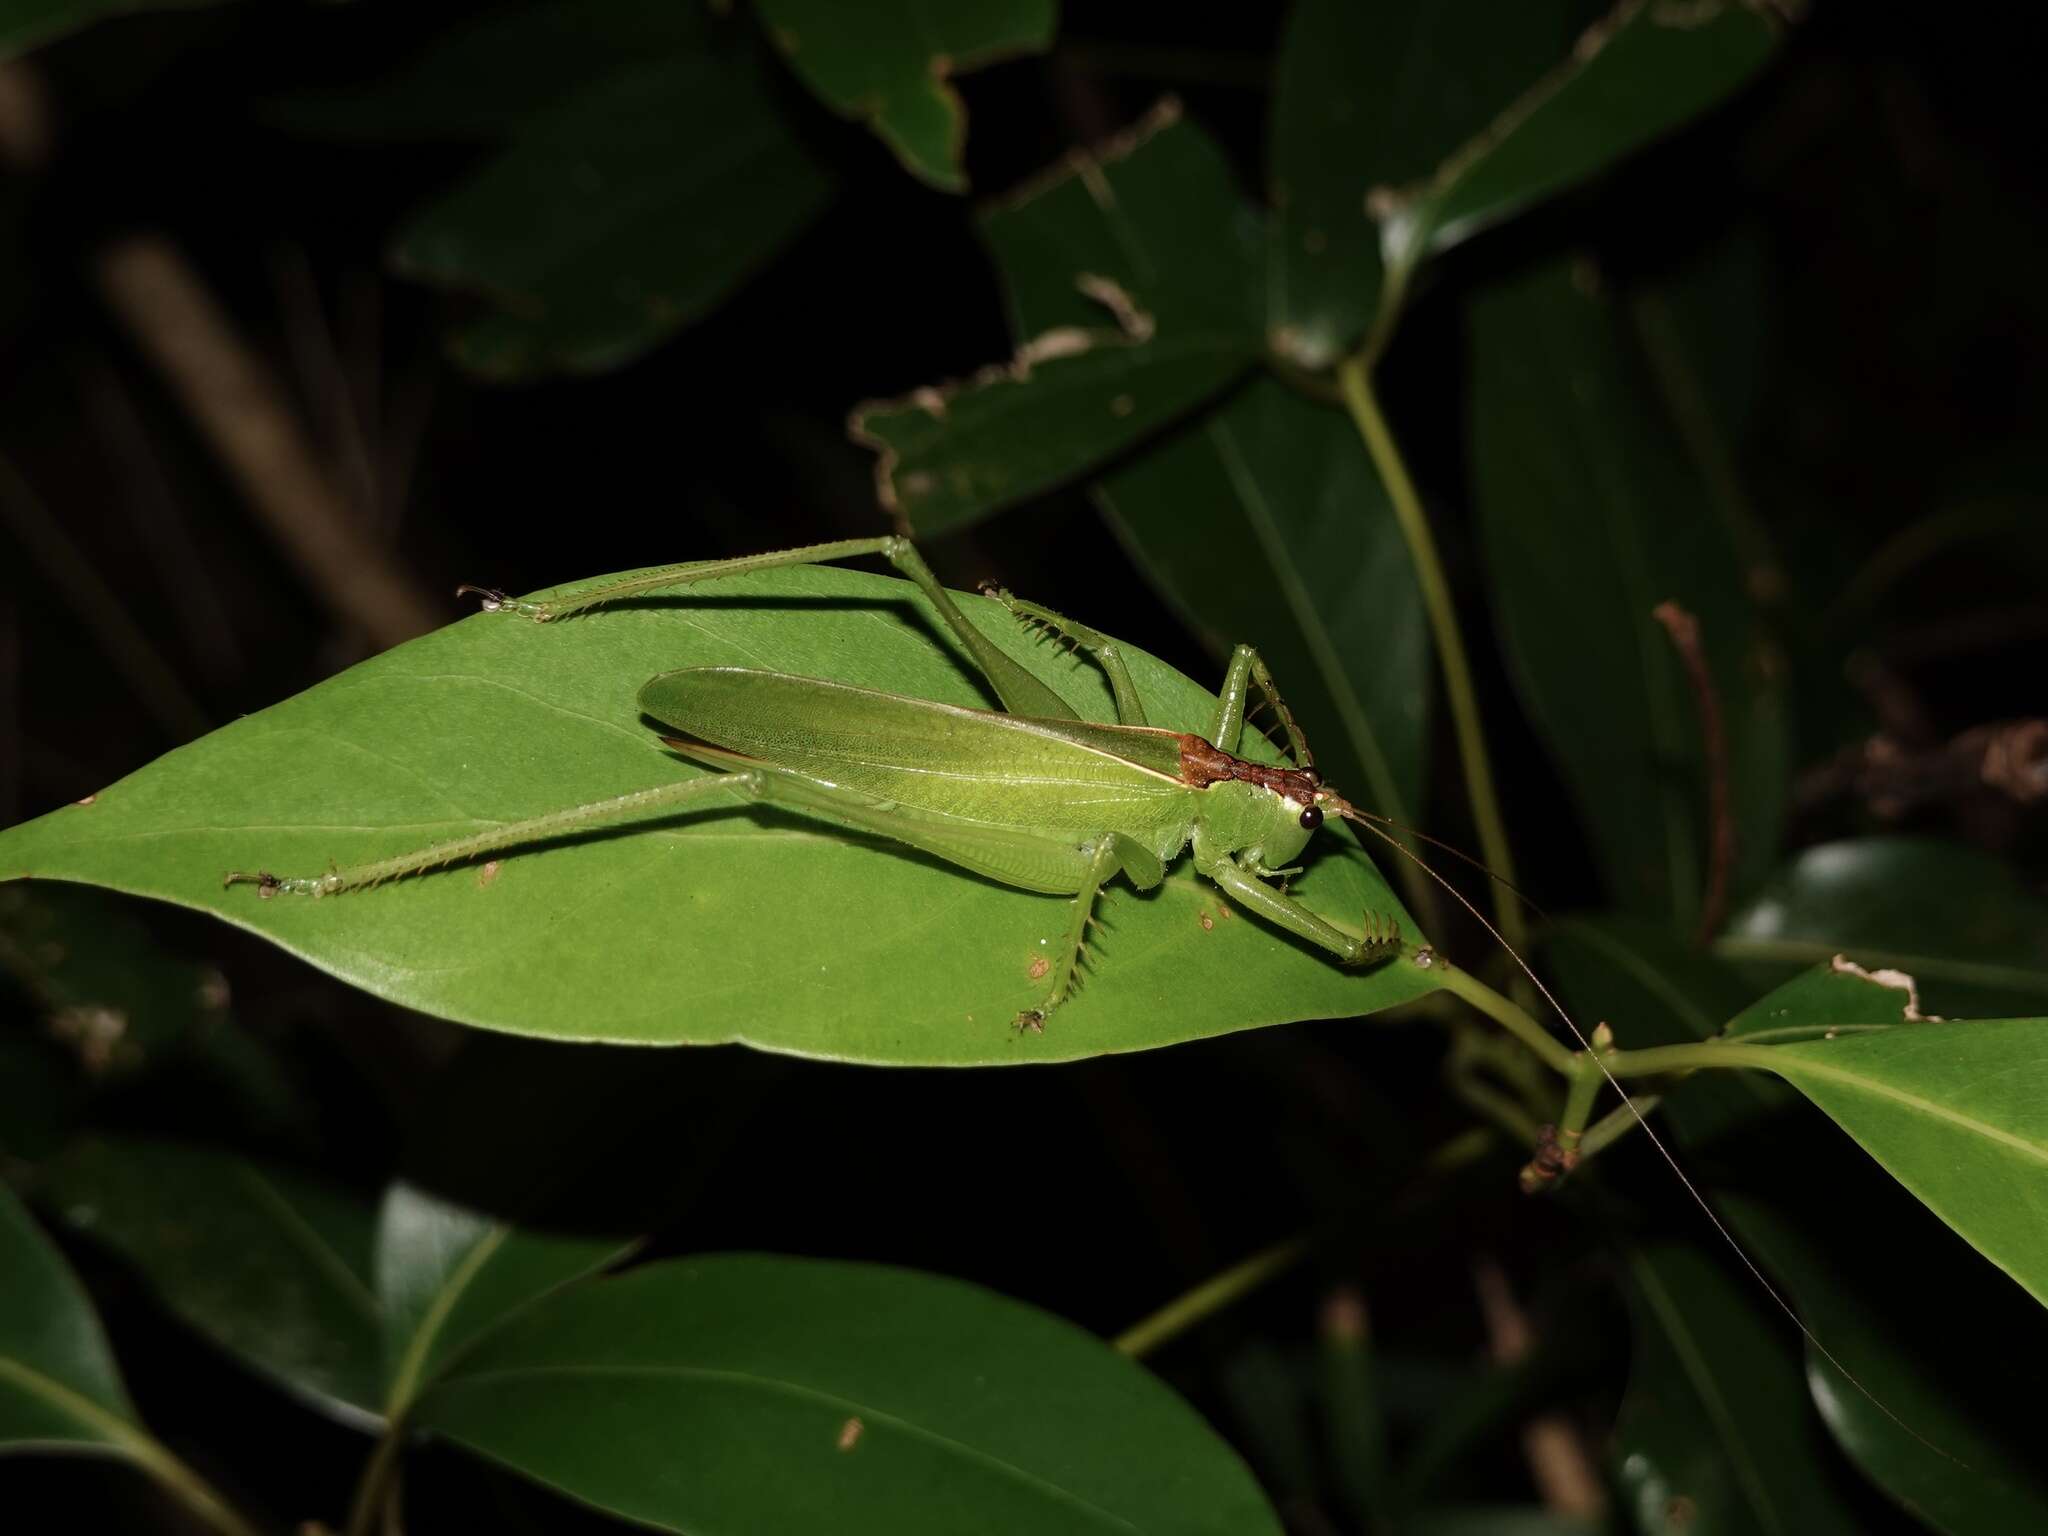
[1176,735,1320,804]
[837,1417,863,1451]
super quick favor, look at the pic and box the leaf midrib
[433,1361,1145,1533]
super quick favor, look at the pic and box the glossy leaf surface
[0,1181,134,1454]
[1614,1242,1865,1536]
[376,1181,626,1412]
[1749,1020,2048,1310]
[1387,0,1780,272]
[390,5,831,379]
[44,1137,384,1424]
[414,1254,1284,1535]
[858,108,1261,533]
[1724,837,2048,1018]
[1472,255,1788,923]
[1267,0,1584,363]
[754,0,1055,190]
[1548,922,2048,1531]
[0,565,1435,1063]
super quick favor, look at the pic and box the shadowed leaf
[414,1254,1285,1535]
[857,106,1262,533]
[1471,255,1789,925]
[755,0,1056,190]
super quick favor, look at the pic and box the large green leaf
[376,1181,626,1415]
[413,1254,1285,1535]
[1095,376,1429,835]
[856,107,1262,533]
[43,1136,384,1425]
[1266,0,1585,364]
[1471,255,1789,925]
[391,4,831,379]
[1733,1020,2048,1311]
[1548,922,2048,1531]
[1615,1242,1866,1536]
[0,1181,134,1454]
[0,564,1435,1063]
[1723,837,2048,1018]
[754,0,1055,191]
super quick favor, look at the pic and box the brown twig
[95,234,440,651]
[1651,601,1733,944]
[1799,718,2048,820]
[1472,1257,1606,1519]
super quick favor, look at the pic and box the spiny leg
[1015,837,1125,1034]
[463,537,1077,723]
[224,774,766,897]
[1196,851,1400,966]
[977,584,1147,727]
[1208,645,1315,774]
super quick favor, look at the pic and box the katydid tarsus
[226,536,1408,1031]
[225,535,1928,1447]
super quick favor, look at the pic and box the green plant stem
[1113,1129,1497,1360]
[1556,1048,1605,1146]
[1602,1039,1782,1079]
[343,1424,406,1536]
[1433,963,1575,1078]
[1578,1095,1661,1159]
[1115,1236,1308,1359]
[1335,357,1528,965]
[122,1435,264,1536]
[0,1362,261,1536]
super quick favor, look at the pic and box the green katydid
[225,536,1413,1031]
[220,536,1937,1448]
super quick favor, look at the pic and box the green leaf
[1547,922,2048,1530]
[392,5,831,379]
[754,0,1056,191]
[0,0,224,61]
[413,1254,1285,1536]
[376,1182,627,1413]
[1383,0,1781,282]
[1471,254,1789,925]
[1095,376,1429,834]
[43,1137,385,1425]
[0,564,1436,1063]
[1615,1242,1865,1536]
[1268,0,1779,362]
[1267,0,1585,365]
[1722,837,2048,1018]
[1745,1019,2048,1311]
[855,105,1262,534]
[0,1180,133,1454]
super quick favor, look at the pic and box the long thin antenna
[1332,800,1958,1460]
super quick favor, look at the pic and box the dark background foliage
[2,2,2045,1532]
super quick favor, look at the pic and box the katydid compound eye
[1299,805,1323,830]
